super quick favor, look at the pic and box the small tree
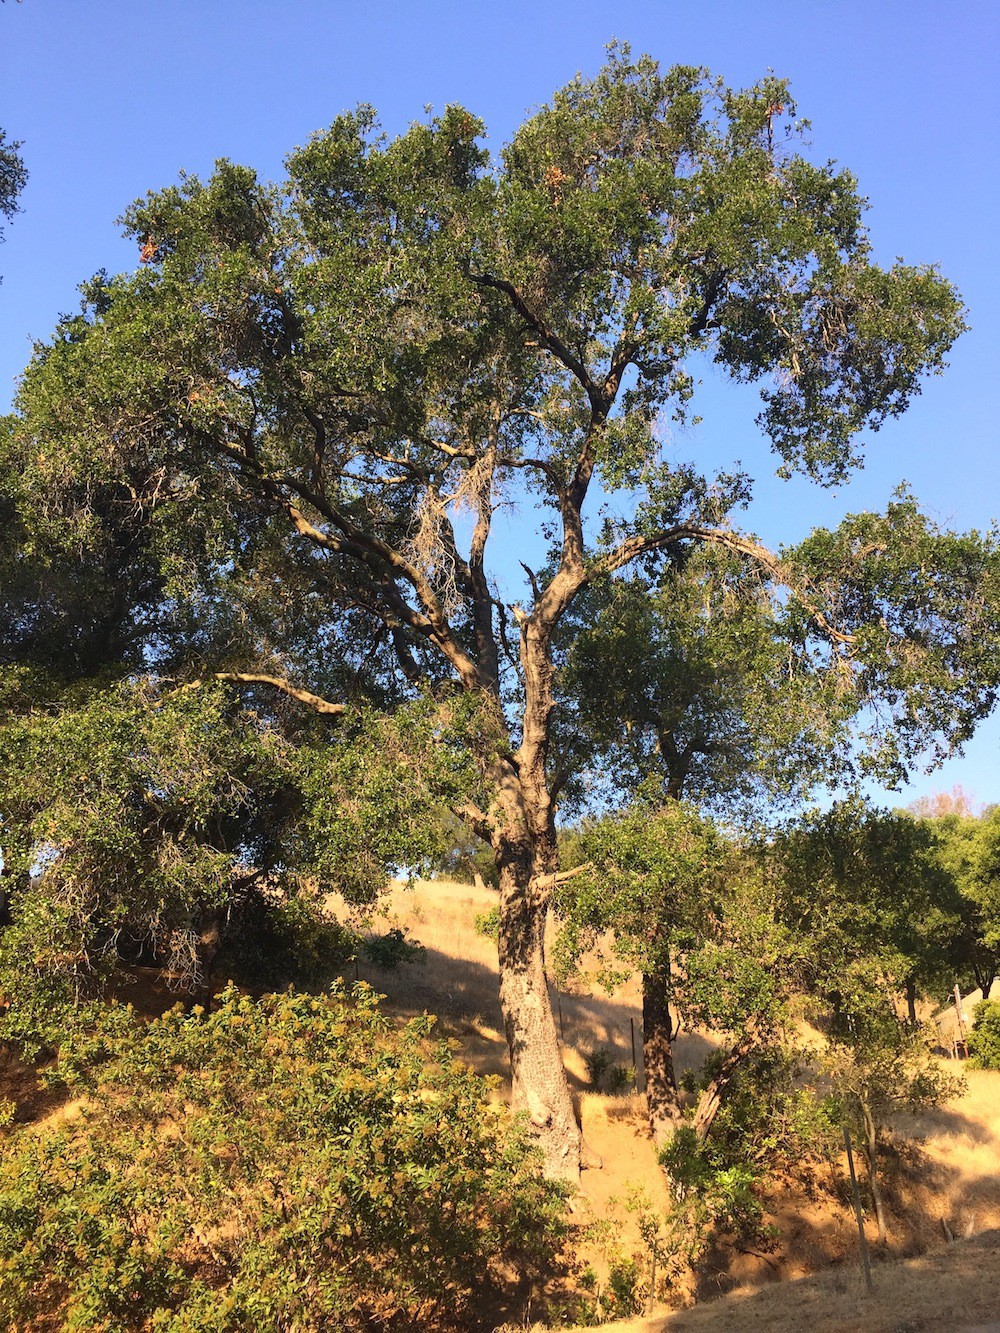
[556,801,795,1155]
[823,1000,963,1244]
[967,998,1000,1069]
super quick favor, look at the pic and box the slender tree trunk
[642,963,685,1151]
[692,1030,757,1144]
[860,1099,888,1244]
[905,976,917,1025]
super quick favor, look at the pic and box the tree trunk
[905,976,917,1025]
[497,857,581,1182]
[492,755,581,1183]
[692,1031,757,1144]
[860,1099,888,1244]
[642,964,685,1152]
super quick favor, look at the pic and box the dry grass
[4,877,999,1331]
[593,1230,1000,1332]
[336,879,1000,1331]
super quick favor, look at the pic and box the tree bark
[692,1029,757,1144]
[642,963,685,1152]
[905,976,917,1025]
[494,800,581,1182]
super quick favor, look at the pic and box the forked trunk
[860,1099,888,1244]
[497,857,581,1182]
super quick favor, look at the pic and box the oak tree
[3,49,989,1178]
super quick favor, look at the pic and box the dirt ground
[343,878,1000,1329]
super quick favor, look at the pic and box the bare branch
[175,673,348,716]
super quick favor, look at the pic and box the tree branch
[175,673,347,716]
[596,523,857,646]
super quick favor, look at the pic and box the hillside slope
[348,878,1000,1327]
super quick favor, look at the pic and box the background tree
[0,126,25,257]
[556,547,855,815]
[3,48,991,1178]
[555,801,796,1156]
[919,802,1000,999]
[763,800,964,1021]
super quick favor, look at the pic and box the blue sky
[2,0,998,807]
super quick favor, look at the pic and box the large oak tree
[4,49,995,1178]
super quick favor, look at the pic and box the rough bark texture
[498,865,580,1182]
[488,603,584,1181]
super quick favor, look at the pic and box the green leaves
[0,684,472,1049]
[0,985,568,1329]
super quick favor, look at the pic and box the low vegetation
[0,985,567,1330]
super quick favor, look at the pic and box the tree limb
[175,673,348,716]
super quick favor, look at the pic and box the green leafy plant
[474,905,501,940]
[584,1047,613,1090]
[0,984,569,1329]
[968,999,1000,1068]
[362,926,427,970]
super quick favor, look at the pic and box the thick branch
[597,523,856,646]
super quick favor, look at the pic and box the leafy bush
[0,984,568,1330]
[362,926,427,970]
[968,998,1000,1069]
[474,904,500,940]
[658,1128,768,1264]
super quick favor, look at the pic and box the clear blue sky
[2,0,998,807]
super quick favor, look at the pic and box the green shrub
[584,1046,612,1089]
[0,984,568,1330]
[362,926,427,970]
[473,904,500,940]
[968,998,1000,1069]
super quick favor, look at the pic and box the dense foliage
[0,682,470,1052]
[968,998,1000,1069]
[0,984,568,1330]
[3,45,994,1176]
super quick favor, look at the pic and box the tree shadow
[334,941,722,1096]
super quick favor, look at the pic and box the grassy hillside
[348,878,1000,1328]
[2,875,998,1329]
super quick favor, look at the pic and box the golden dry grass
[336,878,1000,1331]
[6,876,997,1330]
[593,1231,1000,1332]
